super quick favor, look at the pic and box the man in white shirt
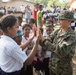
[20,5,25,18]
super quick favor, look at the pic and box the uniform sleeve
[56,35,76,58]
[43,35,76,58]
[11,45,28,64]
[40,29,59,47]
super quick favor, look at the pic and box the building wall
[0,0,34,11]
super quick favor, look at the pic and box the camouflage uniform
[41,28,76,75]
[40,11,76,75]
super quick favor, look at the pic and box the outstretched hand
[35,27,41,44]
[29,30,35,40]
[29,24,36,40]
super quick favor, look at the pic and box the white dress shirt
[21,36,28,52]
[0,35,28,72]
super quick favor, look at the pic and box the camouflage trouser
[49,70,55,75]
[49,59,73,75]
[49,70,73,75]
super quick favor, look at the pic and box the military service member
[40,11,76,75]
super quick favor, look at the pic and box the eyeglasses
[58,19,66,21]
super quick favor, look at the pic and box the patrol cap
[58,11,76,21]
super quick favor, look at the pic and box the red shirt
[32,7,37,20]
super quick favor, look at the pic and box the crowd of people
[0,6,6,17]
[0,3,76,75]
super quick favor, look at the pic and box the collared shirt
[21,36,28,52]
[0,35,28,72]
[21,36,33,55]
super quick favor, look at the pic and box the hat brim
[56,17,76,21]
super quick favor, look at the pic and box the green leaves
[29,0,68,7]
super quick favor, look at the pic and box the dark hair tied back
[0,14,17,31]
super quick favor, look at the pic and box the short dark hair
[17,16,22,22]
[29,18,35,24]
[39,5,43,8]
[35,3,39,6]
[0,14,17,32]
[22,24,31,30]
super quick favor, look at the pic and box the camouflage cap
[58,11,76,21]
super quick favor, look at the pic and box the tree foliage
[29,0,68,7]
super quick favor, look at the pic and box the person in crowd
[40,11,76,75]
[37,5,43,28]
[13,30,22,45]
[17,16,23,32]
[33,28,45,75]
[46,18,53,26]
[42,6,47,16]
[7,7,11,14]
[43,18,53,37]
[25,5,31,23]
[21,24,33,75]
[50,6,55,13]
[32,3,39,24]
[42,12,48,24]
[3,6,6,15]
[0,27,3,38]
[0,14,40,75]
[12,7,16,14]
[43,24,53,75]
[20,5,25,18]
[0,7,5,16]
[28,18,36,28]
[13,28,33,75]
